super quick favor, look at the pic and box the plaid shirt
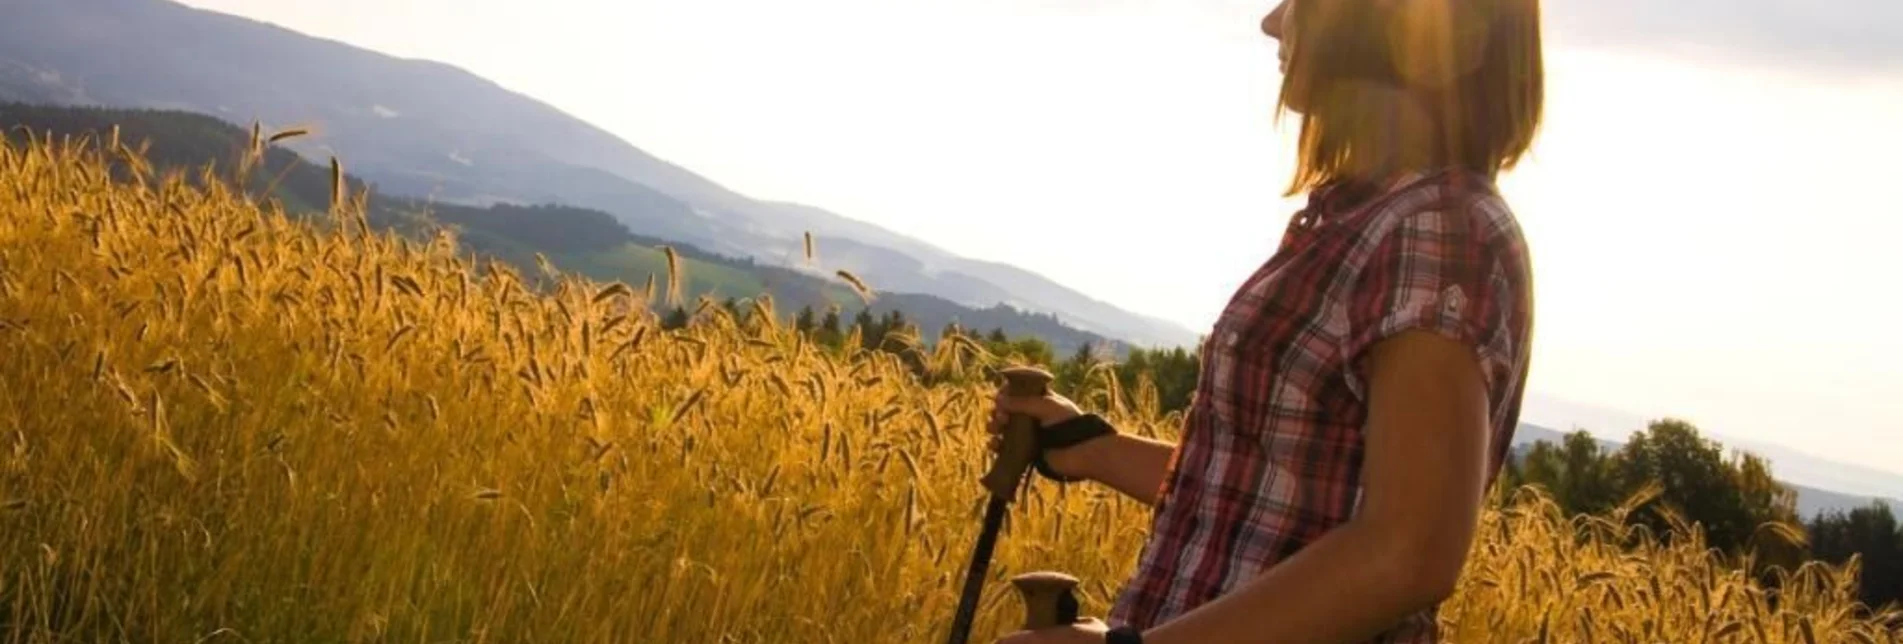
[1105,168,1534,641]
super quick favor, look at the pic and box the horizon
[164,0,1902,481]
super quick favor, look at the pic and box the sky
[172,0,1902,483]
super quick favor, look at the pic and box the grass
[0,130,1898,643]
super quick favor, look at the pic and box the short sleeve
[1337,206,1517,401]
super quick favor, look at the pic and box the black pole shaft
[946,495,1011,644]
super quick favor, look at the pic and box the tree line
[661,297,1202,413]
[1501,422,1901,611]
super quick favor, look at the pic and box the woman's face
[1262,1,1292,75]
[1263,0,1317,112]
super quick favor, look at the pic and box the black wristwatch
[1104,625,1143,644]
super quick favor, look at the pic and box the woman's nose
[1262,2,1287,40]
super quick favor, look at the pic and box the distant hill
[0,102,1121,355]
[1510,423,1903,520]
[0,0,1201,351]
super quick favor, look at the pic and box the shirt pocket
[1199,305,1249,427]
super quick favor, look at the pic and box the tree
[1506,420,1800,560]
[1806,502,1902,611]
[817,306,844,349]
[1517,440,1567,504]
[662,305,691,331]
[1002,337,1055,368]
[1610,418,1799,553]
[853,308,881,350]
[873,309,918,355]
[1051,341,1097,396]
[1072,341,1096,366]
[1556,431,1621,516]
[795,305,817,335]
[1132,346,1199,413]
[1733,450,1798,527]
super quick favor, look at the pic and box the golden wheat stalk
[835,269,875,304]
[659,245,683,307]
[329,156,344,214]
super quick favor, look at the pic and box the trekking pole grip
[981,366,1054,501]
[1011,571,1082,629]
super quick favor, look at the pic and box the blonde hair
[1276,0,1545,196]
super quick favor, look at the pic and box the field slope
[2,135,1899,641]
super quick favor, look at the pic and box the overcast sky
[171,0,1902,480]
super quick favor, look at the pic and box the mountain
[0,0,1203,351]
[0,101,1124,356]
[1509,423,1903,520]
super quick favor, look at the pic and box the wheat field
[0,132,1898,643]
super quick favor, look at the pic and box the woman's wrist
[1103,624,1144,644]
[1032,412,1118,482]
[1045,432,1110,481]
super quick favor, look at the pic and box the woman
[988,0,1543,642]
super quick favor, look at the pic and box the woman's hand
[987,388,1083,428]
[995,618,1110,644]
[986,389,1095,480]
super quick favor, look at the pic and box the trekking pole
[1008,571,1082,630]
[945,366,1080,643]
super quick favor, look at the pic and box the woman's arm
[987,393,1177,507]
[1049,433,1176,507]
[1132,328,1495,644]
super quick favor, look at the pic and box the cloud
[1546,0,1903,77]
